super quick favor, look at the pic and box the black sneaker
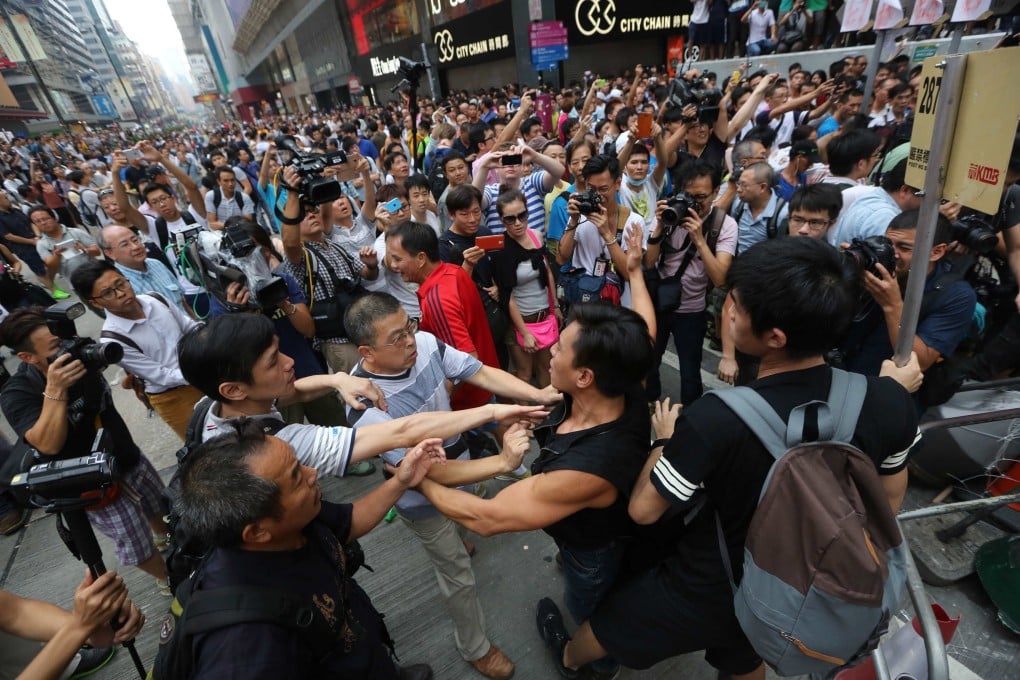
[69,646,114,679]
[536,597,580,679]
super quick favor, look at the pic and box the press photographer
[278,163,378,384]
[0,304,171,592]
[643,160,737,408]
[69,260,201,442]
[835,210,977,408]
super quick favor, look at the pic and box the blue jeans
[646,310,708,407]
[747,39,777,55]
[559,540,627,675]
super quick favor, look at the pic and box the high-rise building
[0,0,107,128]
[65,0,137,121]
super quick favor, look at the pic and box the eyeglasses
[148,195,173,205]
[735,181,762,189]
[371,318,418,349]
[483,135,496,143]
[92,278,130,301]
[111,235,143,249]
[500,210,528,226]
[789,215,831,231]
[687,193,713,203]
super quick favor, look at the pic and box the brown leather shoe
[470,645,515,679]
[0,508,27,536]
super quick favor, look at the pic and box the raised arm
[726,73,778,141]
[279,166,305,265]
[109,153,150,232]
[494,94,534,147]
[139,141,205,212]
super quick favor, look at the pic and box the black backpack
[150,532,341,679]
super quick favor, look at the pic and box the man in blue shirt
[730,162,787,252]
[841,210,976,385]
[101,225,189,314]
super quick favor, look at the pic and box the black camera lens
[80,341,123,370]
[843,236,896,278]
[950,215,997,255]
[661,193,696,228]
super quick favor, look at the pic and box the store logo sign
[575,0,616,37]
[436,29,455,62]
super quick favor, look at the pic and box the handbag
[515,314,559,349]
[780,29,804,45]
[480,288,510,342]
[304,243,367,339]
[643,226,699,314]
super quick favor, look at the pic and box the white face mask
[626,173,648,187]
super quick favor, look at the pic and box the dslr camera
[189,222,289,313]
[571,188,603,215]
[666,75,723,125]
[278,136,347,205]
[950,213,997,255]
[45,301,123,371]
[842,235,897,278]
[660,192,698,228]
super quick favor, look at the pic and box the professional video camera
[44,300,123,370]
[277,136,346,205]
[394,56,427,91]
[660,192,698,228]
[188,223,289,312]
[842,235,897,278]
[950,213,998,254]
[9,452,118,508]
[570,188,603,215]
[666,75,723,124]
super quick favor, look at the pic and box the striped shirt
[115,259,186,313]
[482,170,551,236]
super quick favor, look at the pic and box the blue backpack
[712,369,908,676]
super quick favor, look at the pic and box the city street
[0,291,1005,680]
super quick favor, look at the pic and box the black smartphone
[500,154,523,166]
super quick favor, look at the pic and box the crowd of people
[0,44,1018,680]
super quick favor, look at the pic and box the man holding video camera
[0,306,171,593]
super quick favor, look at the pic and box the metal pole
[947,28,963,54]
[860,30,886,111]
[893,54,967,366]
[918,407,1020,433]
[896,491,1020,521]
[899,531,951,680]
[0,1,67,130]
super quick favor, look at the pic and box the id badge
[593,256,609,278]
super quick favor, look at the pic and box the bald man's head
[101,225,148,268]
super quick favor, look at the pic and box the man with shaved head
[100,224,189,314]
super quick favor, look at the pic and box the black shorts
[589,564,762,675]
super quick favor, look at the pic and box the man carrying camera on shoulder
[0,306,172,593]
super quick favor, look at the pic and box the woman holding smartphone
[491,190,560,390]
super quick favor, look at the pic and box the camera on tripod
[45,300,123,370]
[9,453,118,507]
[278,136,347,205]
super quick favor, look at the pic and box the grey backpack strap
[828,368,868,443]
[712,387,789,460]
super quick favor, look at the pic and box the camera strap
[304,241,360,309]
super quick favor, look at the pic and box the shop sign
[431,1,514,68]
[555,0,693,44]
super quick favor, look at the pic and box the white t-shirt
[619,174,664,232]
[748,9,776,43]
[569,209,646,307]
[364,231,421,318]
[202,401,356,478]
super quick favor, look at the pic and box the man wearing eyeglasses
[69,259,201,440]
[342,291,560,680]
[644,160,737,408]
[100,224,189,314]
[731,162,787,252]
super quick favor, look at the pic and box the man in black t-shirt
[549,238,921,680]
[173,420,437,679]
[417,232,655,679]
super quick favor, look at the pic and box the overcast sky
[103,0,192,86]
